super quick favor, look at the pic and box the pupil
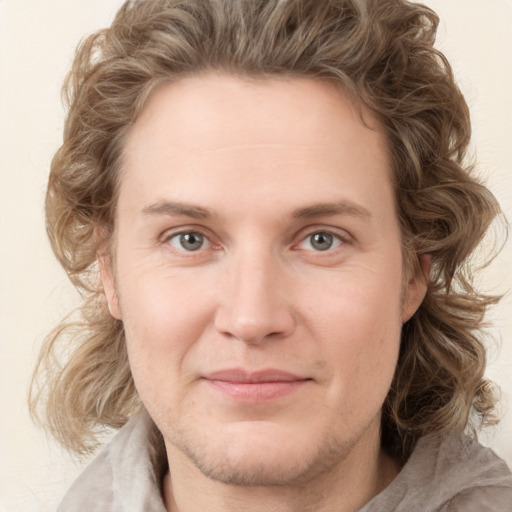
[181,233,203,251]
[312,233,332,251]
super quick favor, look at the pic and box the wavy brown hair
[30,0,503,461]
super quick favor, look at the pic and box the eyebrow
[141,199,371,221]
[292,201,371,220]
[141,201,213,219]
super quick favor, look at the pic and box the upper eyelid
[160,227,216,252]
[161,225,213,241]
[161,229,217,257]
[296,225,353,243]
[296,232,346,250]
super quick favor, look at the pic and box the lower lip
[205,379,309,402]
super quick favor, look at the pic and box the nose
[214,248,296,345]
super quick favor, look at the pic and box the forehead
[124,73,386,159]
[119,73,393,223]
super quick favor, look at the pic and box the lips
[202,369,311,402]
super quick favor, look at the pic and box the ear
[401,254,430,323]
[96,230,122,320]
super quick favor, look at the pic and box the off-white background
[1,1,511,511]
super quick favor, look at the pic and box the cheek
[114,269,217,399]
[118,263,215,341]
[307,262,403,337]
[306,266,403,401]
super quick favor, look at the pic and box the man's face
[101,74,425,486]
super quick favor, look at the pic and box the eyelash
[163,229,216,254]
[295,229,349,253]
[161,227,351,256]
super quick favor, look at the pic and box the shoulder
[443,485,512,512]
[360,432,512,512]
[57,410,167,512]
[57,447,115,511]
[436,434,512,511]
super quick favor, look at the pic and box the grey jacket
[58,411,512,511]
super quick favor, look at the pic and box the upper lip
[203,369,309,383]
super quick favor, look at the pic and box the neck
[162,420,401,512]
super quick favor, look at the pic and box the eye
[167,232,210,252]
[298,231,344,252]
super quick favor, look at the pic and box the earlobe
[401,254,430,323]
[96,242,122,321]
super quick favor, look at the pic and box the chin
[170,420,350,487]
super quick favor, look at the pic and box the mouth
[202,369,312,402]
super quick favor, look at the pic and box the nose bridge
[215,242,294,344]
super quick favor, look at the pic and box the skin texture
[99,73,427,512]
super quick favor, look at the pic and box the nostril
[214,312,295,345]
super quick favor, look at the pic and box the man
[30,0,512,510]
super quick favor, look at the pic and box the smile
[202,369,312,402]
